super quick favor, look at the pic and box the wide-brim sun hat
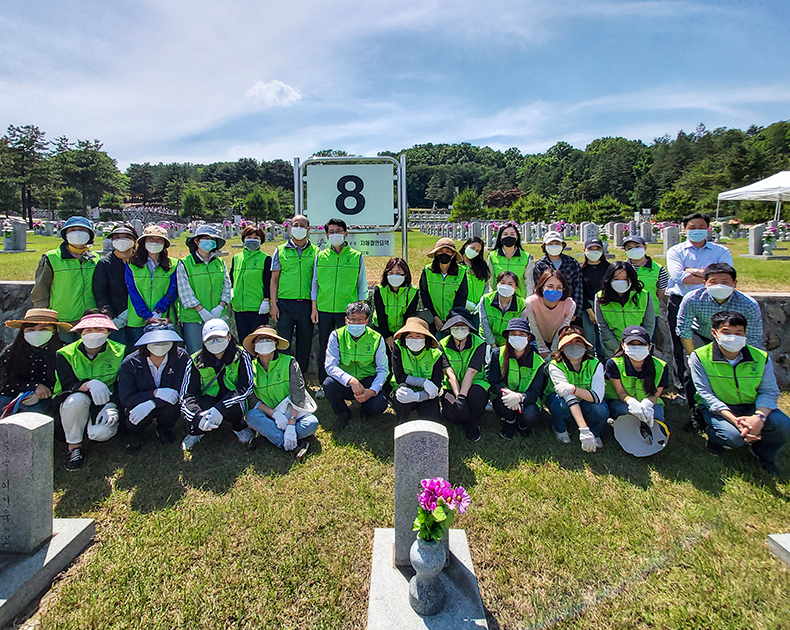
[393,317,439,348]
[202,318,230,341]
[613,415,670,457]
[542,230,564,244]
[427,237,462,261]
[71,313,118,332]
[5,308,73,331]
[108,224,139,240]
[557,330,593,350]
[135,322,183,346]
[59,216,95,240]
[137,225,171,248]
[441,307,475,332]
[186,225,226,251]
[503,317,532,337]
[243,325,290,355]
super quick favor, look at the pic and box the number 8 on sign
[336,175,366,215]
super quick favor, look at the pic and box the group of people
[0,211,787,474]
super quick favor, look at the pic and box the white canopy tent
[717,171,790,221]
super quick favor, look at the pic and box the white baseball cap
[202,318,230,341]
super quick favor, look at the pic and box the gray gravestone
[628,220,637,237]
[749,224,765,256]
[132,219,144,237]
[522,222,533,243]
[484,224,494,249]
[721,222,730,237]
[471,222,481,239]
[640,221,653,243]
[44,222,55,237]
[613,222,626,247]
[11,221,27,251]
[662,226,679,255]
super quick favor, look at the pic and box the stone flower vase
[408,537,446,616]
[3,236,14,251]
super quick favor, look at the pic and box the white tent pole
[716,199,720,221]
[777,198,782,223]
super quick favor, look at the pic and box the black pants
[187,397,246,436]
[318,311,346,383]
[323,375,389,418]
[276,299,313,376]
[234,311,270,346]
[667,294,686,390]
[440,385,488,431]
[125,401,181,435]
[491,396,542,431]
[391,396,441,423]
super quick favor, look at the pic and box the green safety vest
[54,339,125,395]
[337,326,382,380]
[502,350,544,393]
[276,241,318,300]
[372,284,417,333]
[231,249,269,312]
[424,265,466,321]
[598,291,650,342]
[694,343,768,407]
[391,345,444,389]
[480,291,526,347]
[546,357,600,396]
[45,247,97,323]
[192,349,241,398]
[488,249,530,297]
[462,265,487,305]
[127,257,178,328]
[633,260,661,316]
[252,352,292,409]
[440,334,488,390]
[604,355,666,406]
[315,245,362,313]
[178,255,227,323]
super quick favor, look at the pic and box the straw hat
[137,225,171,248]
[5,308,72,331]
[427,237,462,261]
[71,313,118,332]
[243,325,290,355]
[393,317,438,348]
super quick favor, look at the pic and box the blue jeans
[607,399,665,424]
[546,393,609,437]
[182,322,204,355]
[246,408,318,448]
[0,394,52,417]
[701,406,790,464]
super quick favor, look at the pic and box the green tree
[55,139,126,211]
[164,177,186,214]
[3,124,50,227]
[244,189,268,221]
[450,188,482,221]
[424,172,442,204]
[101,192,124,211]
[57,187,83,219]
[128,162,154,205]
[182,187,205,219]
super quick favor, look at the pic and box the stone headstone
[662,226,679,255]
[721,222,730,237]
[44,222,55,237]
[522,222,533,243]
[11,221,27,251]
[628,220,637,237]
[640,221,653,243]
[484,224,494,249]
[132,219,144,237]
[613,222,626,247]
[749,224,766,256]
[579,222,599,244]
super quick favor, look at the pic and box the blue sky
[1,0,788,169]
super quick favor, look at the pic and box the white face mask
[405,337,426,352]
[545,244,563,257]
[24,330,53,348]
[328,233,345,247]
[563,344,586,360]
[464,246,479,259]
[82,332,108,349]
[450,325,470,341]
[716,333,747,353]
[291,226,308,240]
[205,337,230,355]
[244,239,261,251]
[611,280,631,294]
[508,335,529,351]
[255,339,277,356]
[145,242,165,254]
[625,247,646,260]
[66,230,90,246]
[624,344,650,362]
[707,284,734,301]
[497,284,516,298]
[112,238,134,252]
[148,342,173,357]
[585,250,603,262]
[387,274,405,287]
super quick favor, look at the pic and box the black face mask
[436,253,453,264]
[501,236,517,247]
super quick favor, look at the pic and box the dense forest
[1,120,788,226]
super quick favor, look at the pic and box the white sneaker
[182,434,203,451]
[554,430,571,444]
[594,437,603,449]
[234,428,254,445]
[315,387,325,400]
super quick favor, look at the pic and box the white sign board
[305,163,396,228]
[313,231,395,257]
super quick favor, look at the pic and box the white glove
[85,379,111,406]
[198,308,213,323]
[554,381,575,398]
[579,427,597,453]
[210,305,224,319]
[128,400,156,425]
[258,300,271,315]
[272,410,289,431]
[465,300,480,314]
[283,424,297,451]
[198,407,223,431]
[627,397,646,422]
[88,403,119,441]
[395,386,419,404]
[422,380,440,399]
[640,399,655,427]
[112,309,128,329]
[96,402,120,427]
[501,390,523,411]
[154,388,180,404]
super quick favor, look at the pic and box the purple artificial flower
[452,487,471,514]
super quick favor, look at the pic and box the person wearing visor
[372,257,419,352]
[439,308,488,442]
[323,302,389,430]
[487,222,534,298]
[486,318,547,440]
[93,224,138,348]
[230,225,272,343]
[391,317,451,423]
[419,237,469,336]
[479,270,526,348]
[243,325,317,460]
[118,322,188,453]
[32,216,98,339]
[690,310,790,475]
[594,261,654,359]
[270,215,319,377]
[546,326,608,452]
[180,319,255,451]
[460,236,490,325]
[532,231,584,320]
[580,237,610,358]
[126,225,178,344]
[521,268,575,359]
[52,311,125,470]
[1,308,69,416]
[176,225,231,354]
[623,235,668,337]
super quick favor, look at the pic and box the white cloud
[244,80,302,107]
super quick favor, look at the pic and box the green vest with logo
[440,334,488,390]
[45,247,97,323]
[634,261,662,316]
[231,249,269,312]
[488,250,529,297]
[546,357,600,396]
[315,245,362,313]
[598,291,649,342]
[276,241,318,300]
[463,265,487,305]
[392,345,444,389]
[694,343,768,407]
[127,257,178,328]
[337,326,382,380]
[604,355,666,406]
[424,265,466,321]
[252,352,292,408]
[502,350,544,393]
[372,284,417,333]
[481,291,527,347]
[54,339,125,395]
[178,255,227,323]
[192,349,241,398]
